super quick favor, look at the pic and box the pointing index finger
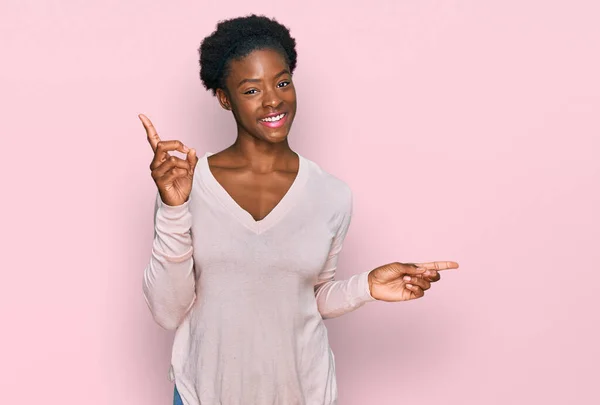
[139,114,160,152]
[415,261,459,271]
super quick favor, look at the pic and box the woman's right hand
[139,113,199,207]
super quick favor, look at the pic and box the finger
[423,270,441,282]
[411,268,441,281]
[413,261,459,272]
[403,275,431,291]
[152,155,191,179]
[158,166,189,185]
[187,148,198,175]
[139,114,161,152]
[150,140,191,170]
[402,264,429,276]
[157,140,190,154]
[405,283,425,299]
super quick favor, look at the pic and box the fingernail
[183,145,190,152]
[403,276,411,282]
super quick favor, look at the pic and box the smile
[259,113,288,128]
[260,113,286,122]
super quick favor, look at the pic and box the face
[216,48,297,144]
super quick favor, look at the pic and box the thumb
[187,148,198,174]
[403,264,428,276]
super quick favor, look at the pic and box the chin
[264,131,290,143]
[257,121,294,142]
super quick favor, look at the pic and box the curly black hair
[198,14,298,96]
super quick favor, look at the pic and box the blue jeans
[173,384,184,405]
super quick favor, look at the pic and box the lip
[258,112,288,128]
[259,111,287,119]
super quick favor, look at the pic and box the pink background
[1,1,598,404]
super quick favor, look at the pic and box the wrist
[367,270,377,300]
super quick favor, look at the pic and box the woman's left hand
[367,261,459,302]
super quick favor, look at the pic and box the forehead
[227,48,289,80]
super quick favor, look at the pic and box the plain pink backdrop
[1,1,598,404]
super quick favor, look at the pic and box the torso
[206,150,300,222]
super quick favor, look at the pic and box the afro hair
[198,14,298,96]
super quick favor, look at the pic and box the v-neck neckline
[199,151,309,235]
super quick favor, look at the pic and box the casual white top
[143,151,376,405]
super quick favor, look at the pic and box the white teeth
[261,113,285,122]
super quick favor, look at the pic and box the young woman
[140,14,458,405]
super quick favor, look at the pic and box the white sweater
[143,151,376,405]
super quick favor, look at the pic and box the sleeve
[314,187,377,319]
[142,191,197,330]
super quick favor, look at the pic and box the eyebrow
[237,69,290,88]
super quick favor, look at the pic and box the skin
[210,48,300,222]
[139,47,459,303]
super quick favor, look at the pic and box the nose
[262,86,283,109]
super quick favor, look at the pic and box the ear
[216,88,232,111]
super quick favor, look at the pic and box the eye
[244,81,290,95]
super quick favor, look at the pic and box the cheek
[234,101,258,122]
[288,90,298,108]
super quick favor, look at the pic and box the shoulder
[303,155,353,214]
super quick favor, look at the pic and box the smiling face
[216,48,297,144]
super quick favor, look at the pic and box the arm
[314,189,377,319]
[142,191,196,330]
